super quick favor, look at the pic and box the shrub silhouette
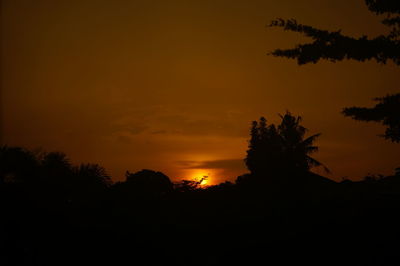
[174,176,208,192]
[124,169,174,197]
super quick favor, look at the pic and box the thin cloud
[177,159,245,171]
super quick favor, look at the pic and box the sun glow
[187,169,211,186]
[200,178,208,185]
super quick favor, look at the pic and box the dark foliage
[124,169,173,196]
[174,176,207,192]
[0,146,39,184]
[2,139,400,265]
[343,93,400,142]
[270,1,400,145]
[269,0,400,65]
[73,163,112,188]
[245,112,328,178]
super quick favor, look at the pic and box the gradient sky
[2,0,400,184]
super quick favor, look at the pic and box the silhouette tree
[40,152,72,176]
[245,117,282,175]
[270,0,400,143]
[0,146,39,184]
[124,169,173,197]
[269,0,400,65]
[39,151,74,190]
[174,176,208,192]
[245,112,328,177]
[342,94,400,142]
[278,112,329,173]
[73,163,112,188]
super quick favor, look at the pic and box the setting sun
[187,169,211,186]
[200,178,208,185]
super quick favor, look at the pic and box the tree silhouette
[73,163,112,189]
[40,152,72,176]
[278,112,329,173]
[342,94,400,142]
[0,146,39,184]
[269,0,400,65]
[245,117,282,175]
[269,0,400,144]
[245,112,328,177]
[39,151,75,190]
[124,169,174,197]
[174,176,208,192]
[3,144,400,265]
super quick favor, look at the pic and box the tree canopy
[343,93,400,142]
[270,0,400,143]
[124,169,174,196]
[269,0,400,65]
[245,112,328,177]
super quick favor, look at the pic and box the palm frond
[305,146,319,154]
[302,133,321,146]
[306,156,330,173]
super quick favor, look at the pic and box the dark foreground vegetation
[2,112,400,266]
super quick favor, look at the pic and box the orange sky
[2,0,400,184]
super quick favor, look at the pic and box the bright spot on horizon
[187,169,211,185]
[200,178,208,185]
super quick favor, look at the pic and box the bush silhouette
[124,169,174,197]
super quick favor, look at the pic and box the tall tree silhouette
[278,112,329,173]
[245,112,328,177]
[245,117,281,175]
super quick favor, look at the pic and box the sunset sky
[2,0,400,184]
